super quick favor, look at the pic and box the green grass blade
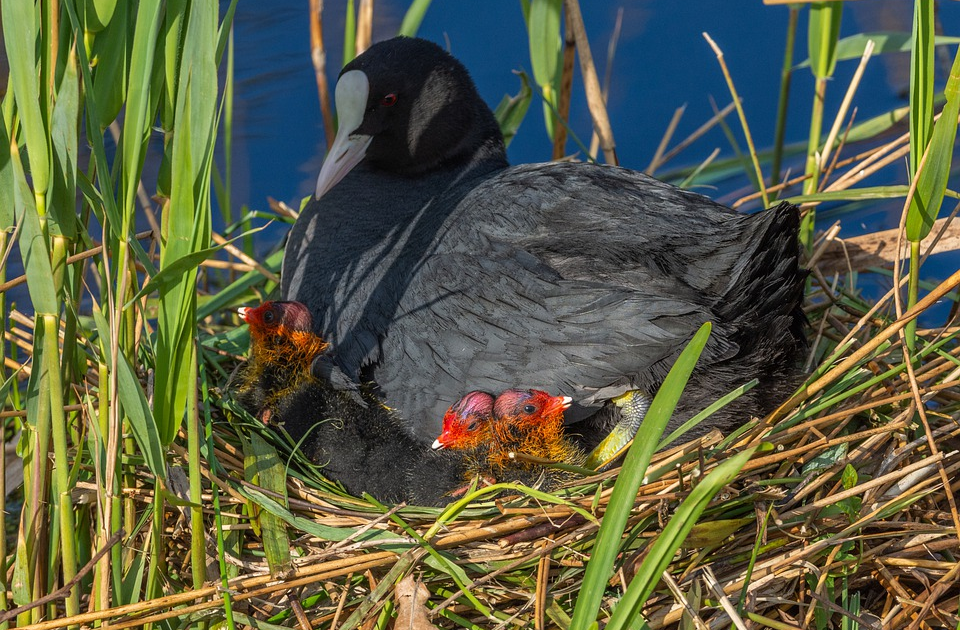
[657,378,757,449]
[844,104,909,143]
[772,6,798,186]
[570,323,712,629]
[216,0,240,63]
[909,0,934,179]
[2,0,50,196]
[399,0,433,37]
[81,0,119,32]
[119,0,162,220]
[0,100,13,230]
[526,0,562,140]
[126,234,251,307]
[247,434,292,577]
[90,0,130,128]
[801,1,842,251]
[605,447,757,630]
[49,48,80,240]
[10,144,57,315]
[493,70,532,147]
[61,0,123,239]
[796,32,960,69]
[161,0,187,134]
[907,45,960,242]
[154,0,218,446]
[808,1,843,80]
[343,0,356,66]
[785,184,912,205]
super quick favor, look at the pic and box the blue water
[229,1,958,314]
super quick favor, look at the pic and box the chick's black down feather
[265,374,470,506]
[282,37,807,443]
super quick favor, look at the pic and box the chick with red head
[235,301,329,419]
[236,301,471,506]
[434,388,586,490]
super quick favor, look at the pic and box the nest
[10,262,958,630]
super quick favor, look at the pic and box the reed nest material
[7,263,960,630]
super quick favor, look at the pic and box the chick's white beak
[431,438,445,450]
[315,70,374,199]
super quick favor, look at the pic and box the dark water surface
[229,1,959,315]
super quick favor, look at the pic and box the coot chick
[236,301,470,506]
[436,389,585,491]
[432,390,496,451]
[489,389,584,482]
[235,301,328,419]
[282,36,807,444]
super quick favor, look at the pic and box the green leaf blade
[808,1,844,79]
[570,323,713,629]
[907,45,960,242]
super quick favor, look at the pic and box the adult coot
[282,37,807,443]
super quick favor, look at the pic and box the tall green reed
[904,2,960,353]
[2,0,231,618]
[800,1,842,253]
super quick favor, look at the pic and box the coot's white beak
[315,70,374,199]
[432,438,444,450]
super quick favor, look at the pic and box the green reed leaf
[571,323,712,629]
[2,0,50,195]
[808,1,843,79]
[907,45,960,242]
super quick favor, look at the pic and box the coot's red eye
[380,93,398,107]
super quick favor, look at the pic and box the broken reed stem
[588,7,623,161]
[818,39,875,183]
[658,101,736,171]
[563,0,617,165]
[646,105,686,176]
[211,231,280,284]
[552,8,576,161]
[308,0,336,152]
[355,0,373,55]
[702,32,769,208]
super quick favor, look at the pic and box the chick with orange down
[436,388,586,490]
[236,301,329,419]
[235,300,471,506]
[489,389,584,472]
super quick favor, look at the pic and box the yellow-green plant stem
[145,477,164,608]
[121,266,138,573]
[20,329,52,626]
[91,360,109,612]
[189,344,205,590]
[43,314,79,617]
[0,231,7,622]
[906,239,921,353]
[703,33,768,207]
[771,6,798,188]
[905,0,936,355]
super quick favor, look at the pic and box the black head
[315,37,507,197]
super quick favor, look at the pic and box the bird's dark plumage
[282,36,807,443]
